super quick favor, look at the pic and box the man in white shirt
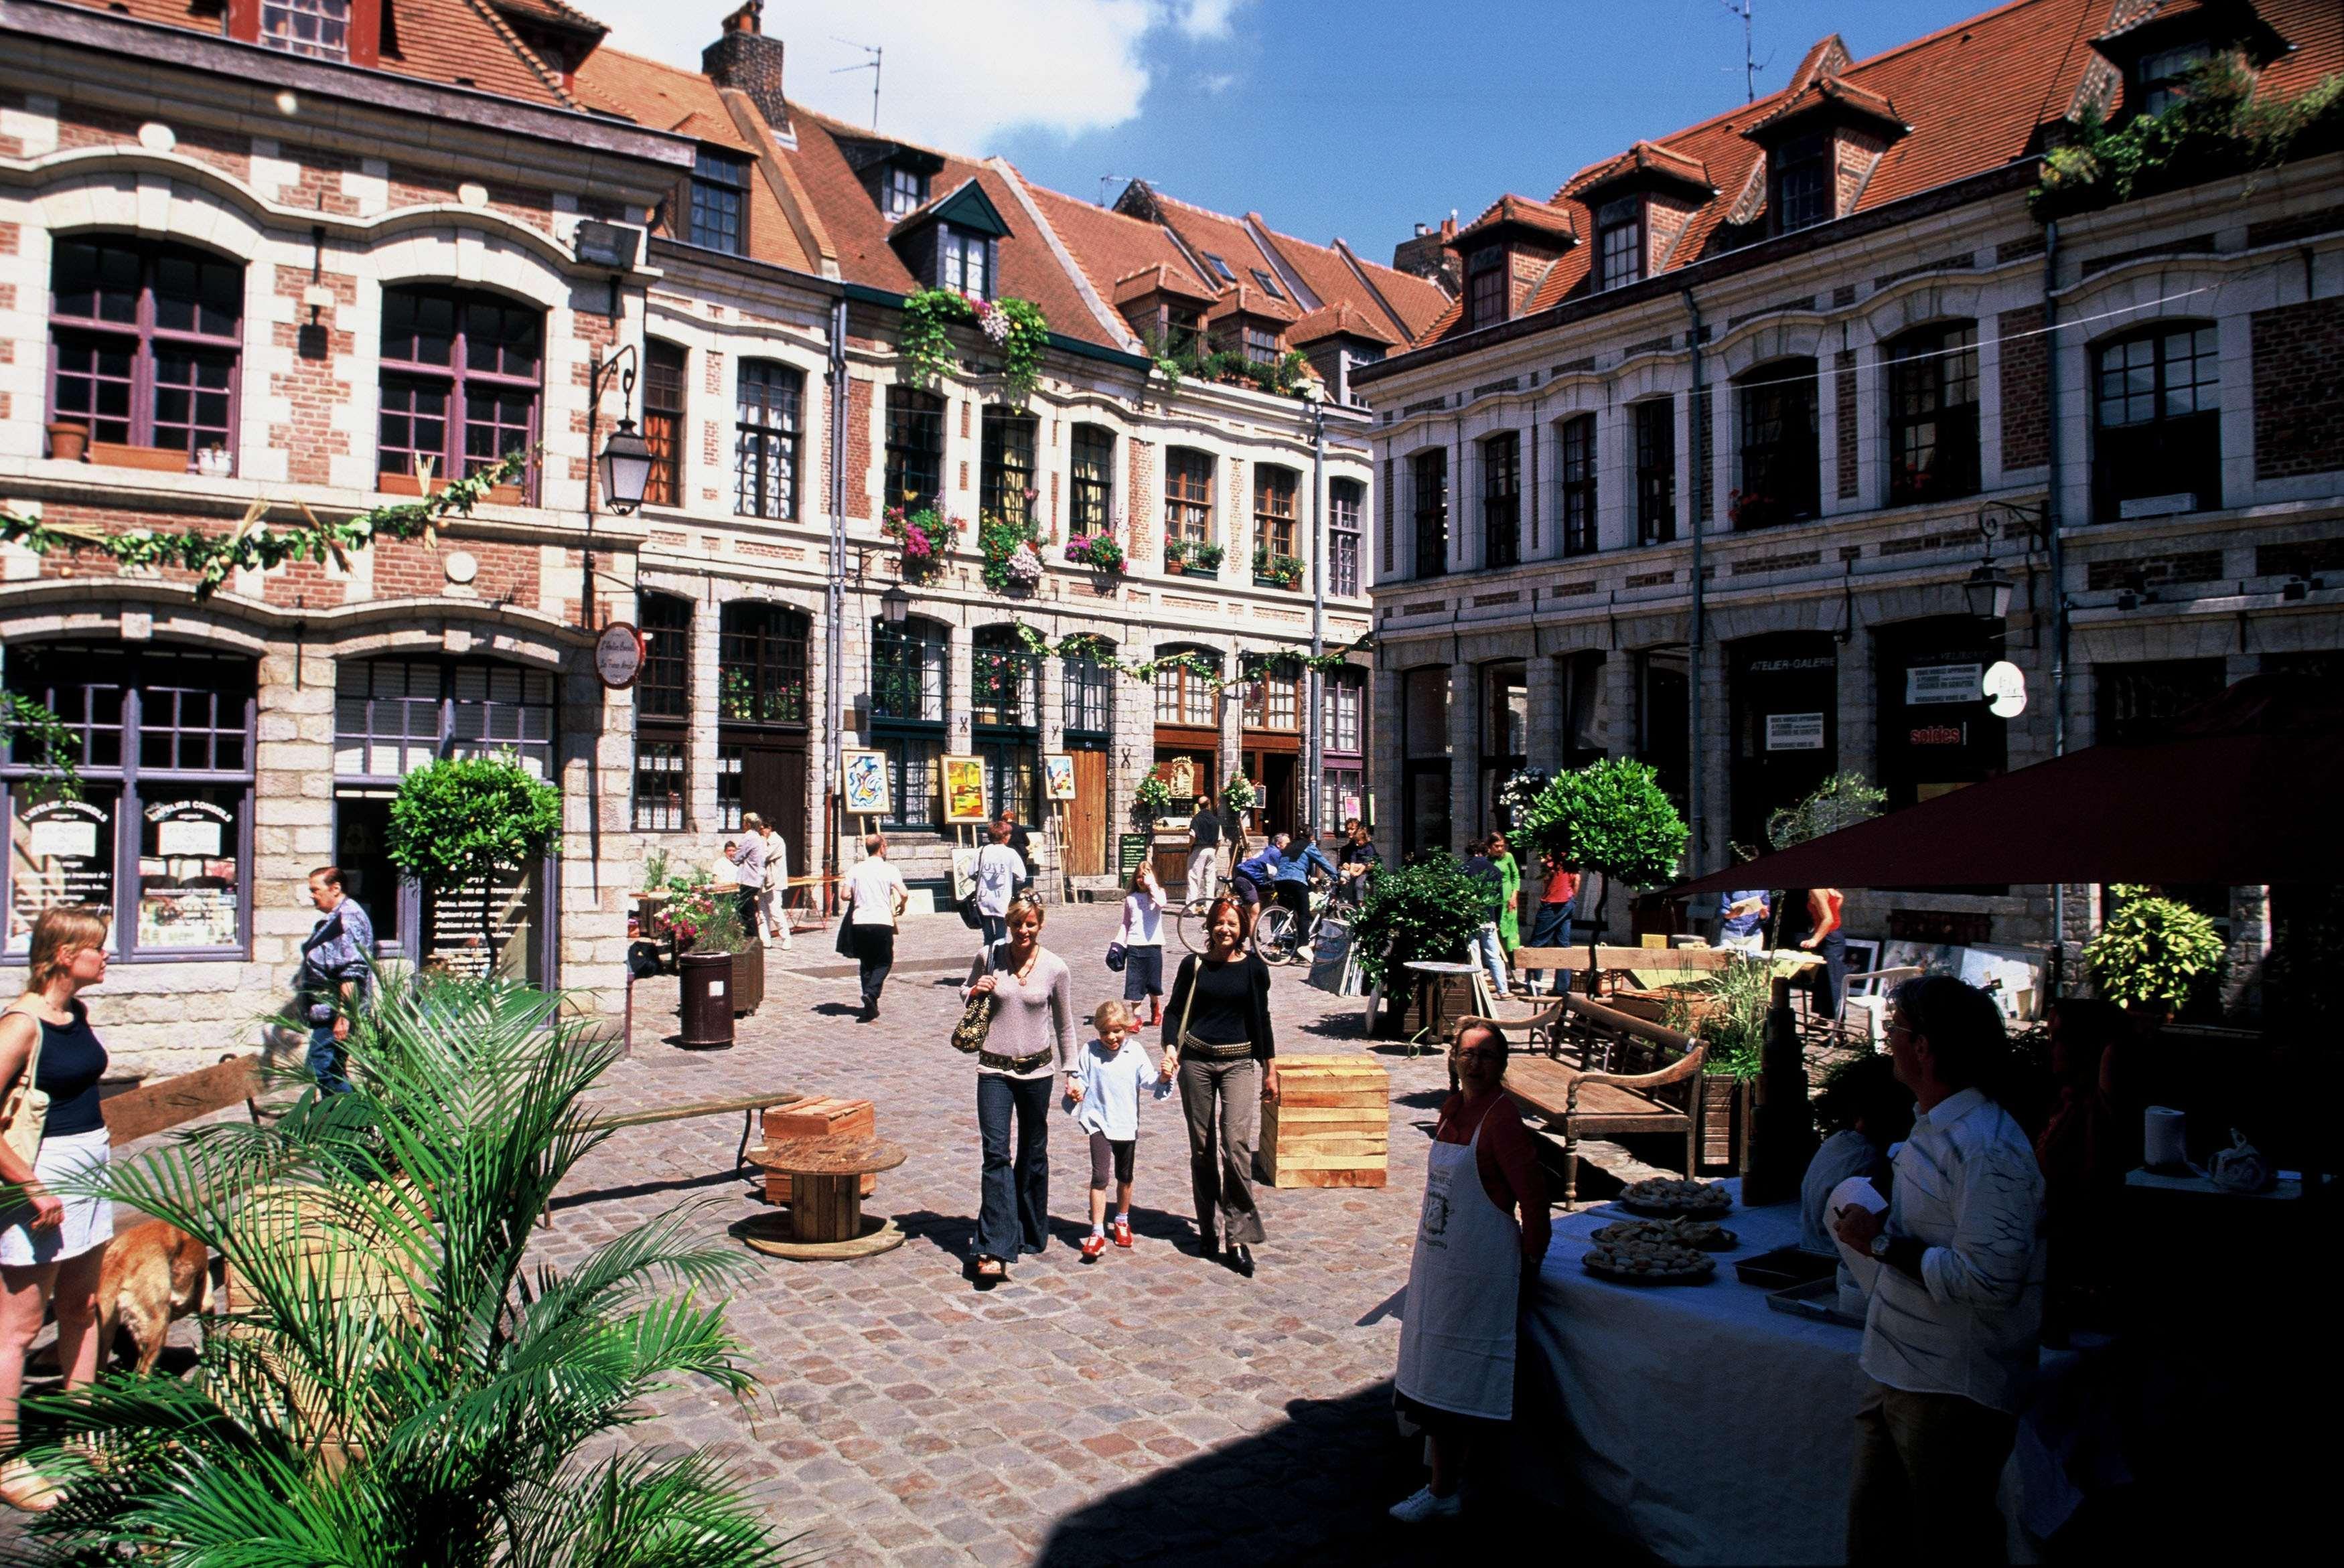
[753,817,791,950]
[842,833,909,1023]
[1834,975,2044,1565]
[971,819,1023,951]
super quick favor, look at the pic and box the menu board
[1118,833,1151,878]
[424,867,541,983]
[8,794,115,949]
[137,796,241,949]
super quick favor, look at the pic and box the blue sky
[596,1,2004,260]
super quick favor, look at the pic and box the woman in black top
[1163,896,1280,1275]
[0,907,115,1512]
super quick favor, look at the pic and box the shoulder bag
[1,1006,50,1169]
[950,943,1000,1056]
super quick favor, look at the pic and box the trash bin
[678,950,735,1048]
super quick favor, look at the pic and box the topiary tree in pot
[1349,850,1496,1032]
[1514,758,1690,992]
[386,754,562,975]
[2086,884,2228,1020]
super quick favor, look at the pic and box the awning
[1672,676,2344,896]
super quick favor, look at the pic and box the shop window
[1481,661,1528,828]
[1402,665,1452,855]
[885,386,946,513]
[717,603,809,726]
[4,645,256,959]
[1886,323,1980,505]
[633,594,691,831]
[735,360,804,520]
[871,617,948,832]
[1634,398,1677,545]
[2093,323,2220,522]
[378,285,540,496]
[1063,643,1115,739]
[1412,448,1449,578]
[972,625,1039,728]
[49,235,242,473]
[1876,619,2006,813]
[1481,433,1520,569]
[642,340,686,507]
[1728,635,1838,852]
[981,408,1038,528]
[1070,424,1116,536]
[1733,359,1820,530]
[1560,414,1598,556]
[1329,479,1363,595]
[1560,649,1608,770]
[1636,647,1690,813]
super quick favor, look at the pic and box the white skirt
[0,1127,115,1269]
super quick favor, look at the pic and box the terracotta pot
[44,421,88,462]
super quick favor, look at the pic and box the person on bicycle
[1271,830,1340,941]
[1230,838,1285,943]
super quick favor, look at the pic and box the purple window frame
[1,644,257,961]
[47,236,244,471]
[377,284,542,499]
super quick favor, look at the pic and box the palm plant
[6,973,799,1565]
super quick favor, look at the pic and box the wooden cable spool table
[740,1134,908,1260]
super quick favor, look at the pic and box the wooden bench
[581,1091,810,1172]
[101,1054,267,1146]
[1479,996,1708,1210]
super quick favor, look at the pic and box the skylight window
[1202,252,1237,283]
[1249,268,1286,301]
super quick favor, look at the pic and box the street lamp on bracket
[581,341,651,631]
[1966,499,2048,626]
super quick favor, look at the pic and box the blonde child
[1064,1000,1173,1260]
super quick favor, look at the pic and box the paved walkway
[540,903,1560,1565]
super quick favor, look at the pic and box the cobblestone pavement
[538,903,1572,1565]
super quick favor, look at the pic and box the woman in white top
[960,894,1075,1285]
[842,834,908,1022]
[1118,858,1167,1026]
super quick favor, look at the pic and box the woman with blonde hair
[0,907,116,1512]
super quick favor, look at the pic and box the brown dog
[95,1221,210,1375]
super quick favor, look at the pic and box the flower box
[90,441,192,473]
[378,471,527,505]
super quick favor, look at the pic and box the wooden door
[739,734,809,859]
[1066,748,1108,876]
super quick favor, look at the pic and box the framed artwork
[1041,753,1077,802]
[839,749,889,817]
[942,755,988,824]
[1159,757,1197,799]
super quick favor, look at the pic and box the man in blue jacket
[1271,829,1341,935]
[1230,836,1285,943]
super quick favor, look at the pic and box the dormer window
[941,227,993,299]
[688,149,751,255]
[1597,198,1643,290]
[1465,247,1507,331]
[1249,268,1286,301]
[880,164,929,220]
[1202,252,1237,283]
[2136,40,2210,117]
[263,0,351,60]
[1771,133,1831,234]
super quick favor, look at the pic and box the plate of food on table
[1590,1216,1739,1251]
[1581,1229,1718,1284]
[1617,1176,1733,1219]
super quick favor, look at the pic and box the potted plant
[44,420,88,463]
[1661,955,1771,1173]
[1220,771,1258,826]
[883,505,963,582]
[1187,541,1226,577]
[2085,884,2227,1022]
[978,512,1043,593]
[1066,532,1126,576]
[1133,772,1175,826]
[671,880,753,1047]
[1349,850,1491,1035]
[1514,758,1690,992]
[1251,545,1305,589]
[386,754,562,975]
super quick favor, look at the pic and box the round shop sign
[595,621,645,690]
[1982,659,2027,718]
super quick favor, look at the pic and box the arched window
[1254,463,1300,574]
[971,625,1039,729]
[1559,414,1598,556]
[981,408,1038,526]
[871,617,948,832]
[717,603,809,726]
[1885,322,1980,505]
[1733,358,1820,530]
[378,284,541,497]
[1411,448,1449,578]
[885,386,945,513]
[48,235,242,471]
[735,360,804,520]
[5,643,257,959]
[2094,323,2220,521]
[1240,654,1300,732]
[633,593,692,831]
[1154,645,1219,728]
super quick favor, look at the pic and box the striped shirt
[1860,1087,2046,1412]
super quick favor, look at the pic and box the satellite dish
[1983,659,2027,718]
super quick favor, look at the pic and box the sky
[587,0,2009,260]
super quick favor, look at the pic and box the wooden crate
[1260,1054,1388,1188]
[763,1097,876,1199]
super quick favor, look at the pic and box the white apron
[1394,1108,1522,1421]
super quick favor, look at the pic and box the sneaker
[1111,1217,1133,1248]
[1080,1234,1106,1261]
[1387,1486,1461,1524]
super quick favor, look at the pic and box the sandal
[0,1460,59,1513]
[974,1256,1006,1283]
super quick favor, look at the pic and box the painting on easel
[840,749,889,818]
[942,755,988,824]
[1041,753,1077,803]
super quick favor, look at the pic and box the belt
[1177,1036,1254,1062]
[978,1046,1055,1073]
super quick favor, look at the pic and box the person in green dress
[1489,831,1524,954]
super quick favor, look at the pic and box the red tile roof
[1455,192,1580,244]
[1742,75,1908,139]
[1250,219,1451,345]
[1415,0,2344,348]
[1111,262,1218,307]
[1565,140,1717,202]
[1289,300,1400,349]
[1204,283,1300,326]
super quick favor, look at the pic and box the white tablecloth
[1521,1182,1874,1565]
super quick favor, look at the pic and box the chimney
[1392,218,1463,295]
[704,1,789,133]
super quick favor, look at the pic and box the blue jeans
[975,1072,1053,1260]
[1470,923,1508,1003]
[1526,903,1574,992]
[307,1023,351,1094]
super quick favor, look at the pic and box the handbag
[951,944,1000,1056]
[1105,942,1127,973]
[833,909,857,957]
[1,1006,50,1170]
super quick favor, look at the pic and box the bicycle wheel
[1253,903,1299,964]
[1173,898,1214,955]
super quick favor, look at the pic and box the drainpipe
[1308,394,1327,841]
[824,296,849,911]
[2042,219,2068,986]
[1681,287,1709,875]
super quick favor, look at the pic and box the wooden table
[1404,960,1497,1056]
[741,1134,908,1260]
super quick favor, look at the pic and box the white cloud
[1199,71,1238,95]
[582,1,1252,148]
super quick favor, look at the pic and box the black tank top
[9,1000,109,1138]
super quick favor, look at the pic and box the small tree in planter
[1349,850,1491,1030]
[1515,758,1690,989]
[1133,773,1175,827]
[2086,884,2227,1019]
[387,755,561,972]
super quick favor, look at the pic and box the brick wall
[1834,349,1858,499]
[846,377,873,518]
[1693,386,1714,522]
[51,101,252,182]
[1998,305,2047,471]
[1126,437,1157,563]
[269,263,354,485]
[372,538,543,607]
[2252,296,2344,479]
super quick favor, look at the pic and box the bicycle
[1251,877,1334,966]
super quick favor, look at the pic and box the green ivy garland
[1012,621,1369,696]
[897,289,1051,408]
[0,451,530,605]
[0,692,79,798]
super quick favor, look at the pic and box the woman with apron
[1390,1019,1550,1522]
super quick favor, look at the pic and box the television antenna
[1718,0,1771,102]
[832,37,881,129]
[1098,174,1152,208]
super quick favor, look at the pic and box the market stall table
[1519,1178,2048,1565]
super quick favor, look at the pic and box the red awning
[1672,676,2344,896]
